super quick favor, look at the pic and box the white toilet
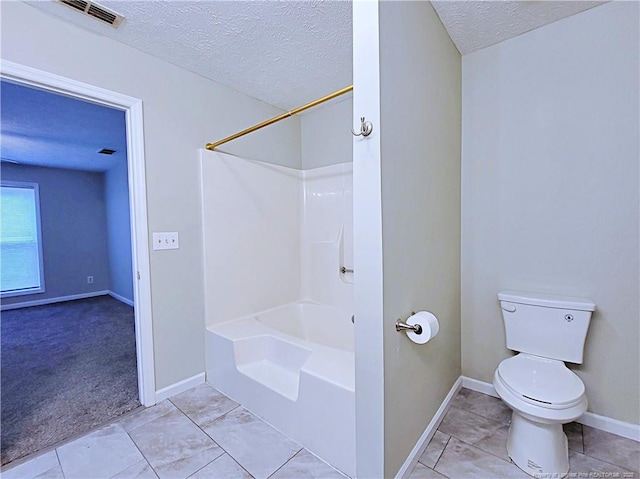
[493,290,596,477]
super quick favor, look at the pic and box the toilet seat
[496,354,585,410]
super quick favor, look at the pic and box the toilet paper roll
[406,311,440,344]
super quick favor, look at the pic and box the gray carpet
[1,295,141,465]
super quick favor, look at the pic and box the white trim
[126,95,156,407]
[1,60,156,407]
[108,291,134,307]
[579,411,640,442]
[461,376,640,441]
[462,376,499,398]
[395,377,463,479]
[155,373,206,402]
[0,291,109,311]
[353,2,385,477]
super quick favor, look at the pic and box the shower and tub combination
[200,150,355,476]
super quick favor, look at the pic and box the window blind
[1,182,45,296]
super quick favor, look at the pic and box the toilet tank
[498,291,596,364]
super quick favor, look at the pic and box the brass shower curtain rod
[205,85,353,150]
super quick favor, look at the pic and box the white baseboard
[579,411,640,442]
[461,376,499,398]
[155,372,205,402]
[0,291,109,311]
[396,377,463,479]
[108,291,134,307]
[461,376,640,442]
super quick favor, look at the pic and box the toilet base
[507,411,569,477]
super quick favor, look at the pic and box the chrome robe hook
[352,117,373,137]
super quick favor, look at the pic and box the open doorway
[0,63,155,465]
[0,79,138,464]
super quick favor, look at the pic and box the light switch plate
[153,232,179,250]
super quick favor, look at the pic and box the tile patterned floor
[2,385,639,478]
[1,383,345,479]
[410,388,640,479]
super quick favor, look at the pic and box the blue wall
[1,162,134,307]
[105,160,134,304]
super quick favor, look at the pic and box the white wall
[200,151,302,324]
[462,1,639,424]
[201,151,353,323]
[301,98,352,170]
[0,1,301,390]
[301,163,353,312]
[299,92,354,314]
[379,2,462,476]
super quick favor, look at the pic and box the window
[1,181,45,297]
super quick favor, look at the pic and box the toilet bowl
[494,353,588,475]
[494,291,595,477]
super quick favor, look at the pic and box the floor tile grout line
[1,403,146,471]
[167,391,348,478]
[165,391,240,440]
[188,404,241,445]
[447,427,638,476]
[161,396,239,475]
[456,390,640,473]
[181,400,330,479]
[123,427,162,479]
[448,403,511,428]
[446,433,516,466]
[194,400,305,468]
[123,393,249,477]
[193,433,233,472]
[198,404,242,431]
[429,433,451,472]
[172,392,322,478]
[10,387,638,478]
[54,449,66,479]
[571,424,638,474]
[223,452,256,479]
[432,465,451,479]
[441,405,514,464]
[454,390,513,425]
[265,447,305,479]
[42,422,153,479]
[570,450,638,475]
[53,422,158,479]
[168,394,227,428]
[170,401,257,476]
[122,402,175,434]
[184,450,228,479]
[302,448,350,478]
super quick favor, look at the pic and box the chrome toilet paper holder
[395,312,422,335]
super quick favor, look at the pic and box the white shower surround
[200,150,354,476]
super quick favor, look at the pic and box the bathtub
[205,301,355,477]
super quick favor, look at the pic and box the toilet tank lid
[498,291,596,312]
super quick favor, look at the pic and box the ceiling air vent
[60,0,88,11]
[58,0,124,28]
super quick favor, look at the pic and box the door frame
[0,60,156,406]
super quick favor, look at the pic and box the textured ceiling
[1,80,127,172]
[431,1,606,55]
[26,0,353,111]
[25,0,607,110]
[21,1,607,112]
